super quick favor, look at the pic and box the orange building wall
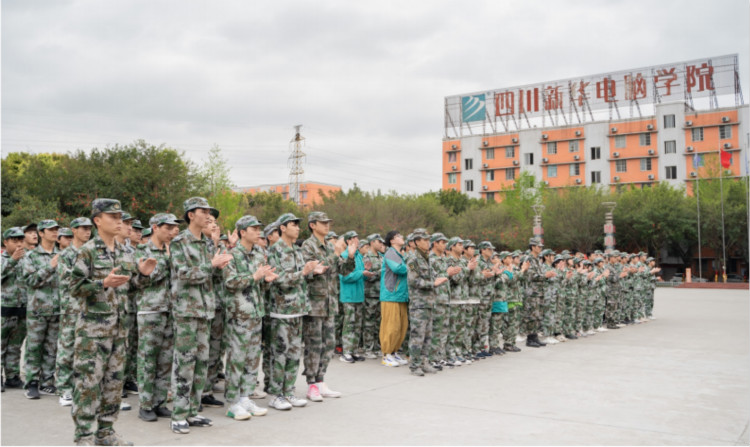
[683,110,741,195]
[479,134,520,193]
[237,183,341,208]
[539,127,586,188]
[443,140,462,191]
[607,119,658,186]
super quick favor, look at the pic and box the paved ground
[2,288,748,446]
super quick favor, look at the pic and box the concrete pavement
[1,288,748,445]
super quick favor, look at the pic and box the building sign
[445,54,741,134]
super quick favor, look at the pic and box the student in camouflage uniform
[462,241,481,360]
[445,238,468,365]
[266,213,325,410]
[202,212,227,409]
[117,213,139,396]
[168,197,233,434]
[427,233,450,370]
[134,213,181,422]
[222,215,277,420]
[56,217,93,406]
[301,212,354,402]
[69,198,156,446]
[58,227,74,250]
[338,231,366,363]
[362,233,385,358]
[474,241,497,356]
[1,227,27,391]
[489,251,512,354]
[523,237,554,348]
[406,229,447,376]
[22,219,61,398]
[260,220,281,397]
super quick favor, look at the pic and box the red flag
[720,149,732,169]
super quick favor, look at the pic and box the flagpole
[696,172,702,280]
[720,153,727,283]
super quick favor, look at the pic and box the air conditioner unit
[573,155,580,160]
[575,178,582,184]
[542,181,549,186]
[686,146,694,152]
[611,127,618,133]
[451,144,457,149]
[483,141,489,147]
[575,130,581,136]
[482,185,488,190]
[512,138,518,143]
[685,121,693,126]
[614,176,621,182]
[648,149,655,155]
[722,116,730,123]
[647,124,654,130]
[690,172,697,178]
[613,152,620,158]
[648,174,654,180]
[482,163,489,168]
[542,158,549,163]
[542,134,549,140]
[513,160,519,166]
[723,143,732,149]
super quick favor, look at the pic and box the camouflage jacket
[69,236,136,338]
[57,244,82,314]
[222,243,267,320]
[363,251,383,298]
[428,252,451,305]
[169,229,217,320]
[133,240,171,313]
[542,263,559,303]
[267,238,311,317]
[406,248,435,309]
[464,257,481,304]
[301,235,354,317]
[493,268,513,303]
[1,250,26,308]
[445,255,467,304]
[22,244,60,316]
[524,255,545,298]
[476,256,496,305]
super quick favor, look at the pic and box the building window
[664,140,676,154]
[448,152,457,163]
[591,171,601,184]
[485,170,494,182]
[664,114,675,128]
[569,140,579,152]
[547,142,557,154]
[505,146,515,158]
[524,153,534,165]
[485,192,495,201]
[640,133,651,146]
[720,125,732,140]
[448,173,457,184]
[465,158,473,170]
[548,165,558,178]
[301,191,308,199]
[282,192,288,200]
[691,128,704,142]
[465,180,474,191]
[569,163,580,176]
[615,135,626,148]
[505,168,515,180]
[640,158,652,171]
[615,160,627,172]
[665,166,677,179]
[485,148,495,160]
[590,146,601,160]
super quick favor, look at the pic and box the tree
[542,186,608,253]
[197,145,234,199]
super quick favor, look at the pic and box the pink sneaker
[306,383,323,402]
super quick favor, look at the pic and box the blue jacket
[379,247,408,303]
[339,250,365,303]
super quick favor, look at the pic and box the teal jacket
[379,247,409,303]
[339,250,365,303]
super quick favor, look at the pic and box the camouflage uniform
[1,228,27,384]
[362,242,383,354]
[206,237,227,393]
[56,233,86,398]
[503,264,524,349]
[445,254,467,360]
[22,237,60,389]
[489,264,512,350]
[605,257,622,327]
[523,251,545,337]
[540,260,557,338]
[474,244,496,353]
[69,202,134,442]
[339,236,365,356]
[428,246,450,363]
[406,238,435,372]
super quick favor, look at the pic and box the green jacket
[267,238,310,316]
[22,244,60,316]
[169,229,217,320]
[339,250,365,304]
[380,247,408,303]
[223,243,267,319]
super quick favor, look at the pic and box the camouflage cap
[343,230,359,242]
[430,232,448,244]
[220,234,228,241]
[646,257,654,262]
[307,211,332,223]
[553,255,565,265]
[2,227,24,240]
[149,213,183,227]
[406,233,415,243]
[235,215,263,231]
[325,231,339,241]
[131,219,144,230]
[638,251,647,256]
[529,237,544,247]
[512,250,522,257]
[91,198,123,218]
[183,197,212,213]
[464,239,476,248]
[561,250,570,255]
[358,240,369,249]
[367,233,384,244]
[141,228,152,238]
[446,237,463,249]
[37,219,60,231]
[477,241,496,250]
[277,213,300,226]
[70,217,93,228]
[58,227,73,237]
[411,228,430,240]
[541,248,554,257]
[498,251,511,260]
[263,220,281,238]
[594,257,605,264]
[121,212,134,221]
[582,260,592,266]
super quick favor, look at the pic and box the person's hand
[302,260,320,276]
[468,258,478,271]
[347,239,357,258]
[434,277,449,287]
[264,269,279,283]
[211,249,232,269]
[138,258,157,276]
[253,265,273,282]
[102,267,130,288]
[50,254,59,269]
[363,270,376,278]
[521,260,530,272]
[447,266,462,277]
[313,263,328,275]
[11,247,25,261]
[481,269,494,278]
[228,229,239,247]
[364,260,372,270]
[334,237,346,255]
[545,270,557,278]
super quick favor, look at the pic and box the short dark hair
[384,230,400,247]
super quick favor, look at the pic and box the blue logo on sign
[462,94,486,122]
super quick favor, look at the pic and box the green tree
[197,145,234,199]
[542,186,608,253]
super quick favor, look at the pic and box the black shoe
[1,382,4,392]
[565,334,578,340]
[138,408,157,422]
[198,404,203,412]
[217,372,225,380]
[607,324,620,329]
[187,415,213,427]
[352,354,366,362]
[4,376,23,388]
[124,381,139,394]
[509,345,522,352]
[536,336,547,347]
[24,381,40,399]
[153,406,172,418]
[122,389,128,399]
[526,338,541,348]
[200,394,224,408]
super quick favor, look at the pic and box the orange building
[235,181,341,208]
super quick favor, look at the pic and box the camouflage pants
[645,288,655,317]
[462,305,475,355]
[488,311,505,349]
[261,316,272,390]
[446,305,463,359]
[554,290,567,334]
[363,297,381,353]
[502,305,521,347]
[605,289,620,326]
[561,292,576,335]
[56,313,78,396]
[541,292,556,337]
[224,317,261,402]
[302,315,335,384]
[594,292,606,328]
[335,304,344,348]
[170,317,209,422]
[1,312,26,380]
[206,307,226,388]
[341,302,364,355]
[137,312,173,411]
[24,314,59,387]
[472,303,492,352]
[122,312,137,383]
[429,303,449,362]
[407,305,432,371]
[523,292,543,335]
[71,329,126,441]
[515,300,525,336]
[267,317,303,396]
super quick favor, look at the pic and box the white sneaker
[597,326,609,332]
[226,402,251,420]
[120,401,131,411]
[516,335,526,343]
[392,353,408,366]
[286,395,307,407]
[59,393,73,406]
[240,397,268,416]
[269,395,292,411]
[317,382,341,398]
[306,383,323,402]
[364,351,378,359]
[544,336,558,344]
[586,330,596,335]
[250,388,267,399]
[381,354,400,367]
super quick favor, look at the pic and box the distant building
[235,181,341,208]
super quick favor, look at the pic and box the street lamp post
[532,204,545,244]
[602,202,617,252]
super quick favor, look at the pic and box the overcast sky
[3,0,749,194]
